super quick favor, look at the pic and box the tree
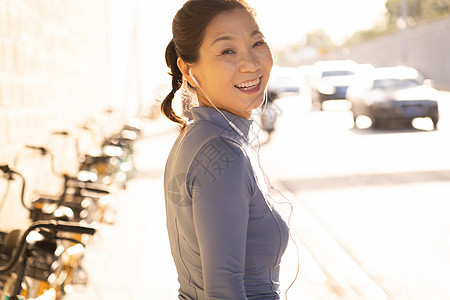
[272,30,335,66]
[421,0,450,18]
[385,0,450,27]
[305,29,335,49]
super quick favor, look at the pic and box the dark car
[310,60,358,110]
[347,67,439,129]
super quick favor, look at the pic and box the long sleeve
[165,107,288,300]
[188,137,255,299]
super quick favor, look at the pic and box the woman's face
[190,8,273,119]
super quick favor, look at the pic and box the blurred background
[0,0,449,299]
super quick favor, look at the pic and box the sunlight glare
[412,117,436,131]
[247,0,387,46]
[355,115,373,129]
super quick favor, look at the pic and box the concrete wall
[321,17,450,90]
[0,0,136,229]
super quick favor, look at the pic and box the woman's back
[164,107,289,299]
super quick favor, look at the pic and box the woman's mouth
[234,77,262,93]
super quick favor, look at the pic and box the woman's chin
[247,94,266,110]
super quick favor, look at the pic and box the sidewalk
[63,117,384,300]
[64,117,180,300]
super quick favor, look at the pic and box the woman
[162,0,289,299]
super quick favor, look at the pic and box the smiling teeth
[235,78,261,89]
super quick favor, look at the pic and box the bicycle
[0,164,100,296]
[13,146,111,225]
[0,220,96,300]
[75,120,139,189]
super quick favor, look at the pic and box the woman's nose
[239,51,260,72]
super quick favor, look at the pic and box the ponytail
[161,39,187,129]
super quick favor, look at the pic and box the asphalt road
[259,91,450,300]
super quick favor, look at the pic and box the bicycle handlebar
[0,164,11,174]
[0,220,96,274]
[51,221,96,235]
[25,145,49,156]
[52,131,69,136]
[0,165,28,211]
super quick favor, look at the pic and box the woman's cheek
[266,49,274,68]
[257,48,273,67]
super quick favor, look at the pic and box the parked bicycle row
[0,111,142,300]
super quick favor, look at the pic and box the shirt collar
[190,106,253,139]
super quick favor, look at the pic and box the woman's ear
[177,58,197,87]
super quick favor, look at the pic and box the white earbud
[189,69,199,85]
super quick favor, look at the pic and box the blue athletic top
[164,106,289,299]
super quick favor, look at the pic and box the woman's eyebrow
[211,29,263,46]
[251,29,263,37]
[211,35,233,46]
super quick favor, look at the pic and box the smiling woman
[161,0,289,299]
[183,8,273,119]
[162,1,273,124]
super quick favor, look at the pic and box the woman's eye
[254,40,267,48]
[221,49,235,55]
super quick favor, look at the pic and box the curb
[270,178,389,300]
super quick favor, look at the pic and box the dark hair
[161,0,256,129]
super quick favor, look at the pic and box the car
[310,60,358,110]
[267,66,305,101]
[346,66,439,129]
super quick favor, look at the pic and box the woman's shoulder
[185,124,250,174]
[169,122,247,172]
[187,135,254,195]
[169,123,255,197]
[182,120,243,152]
[193,135,247,166]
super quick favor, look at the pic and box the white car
[310,60,359,110]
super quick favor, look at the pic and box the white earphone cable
[191,74,300,298]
